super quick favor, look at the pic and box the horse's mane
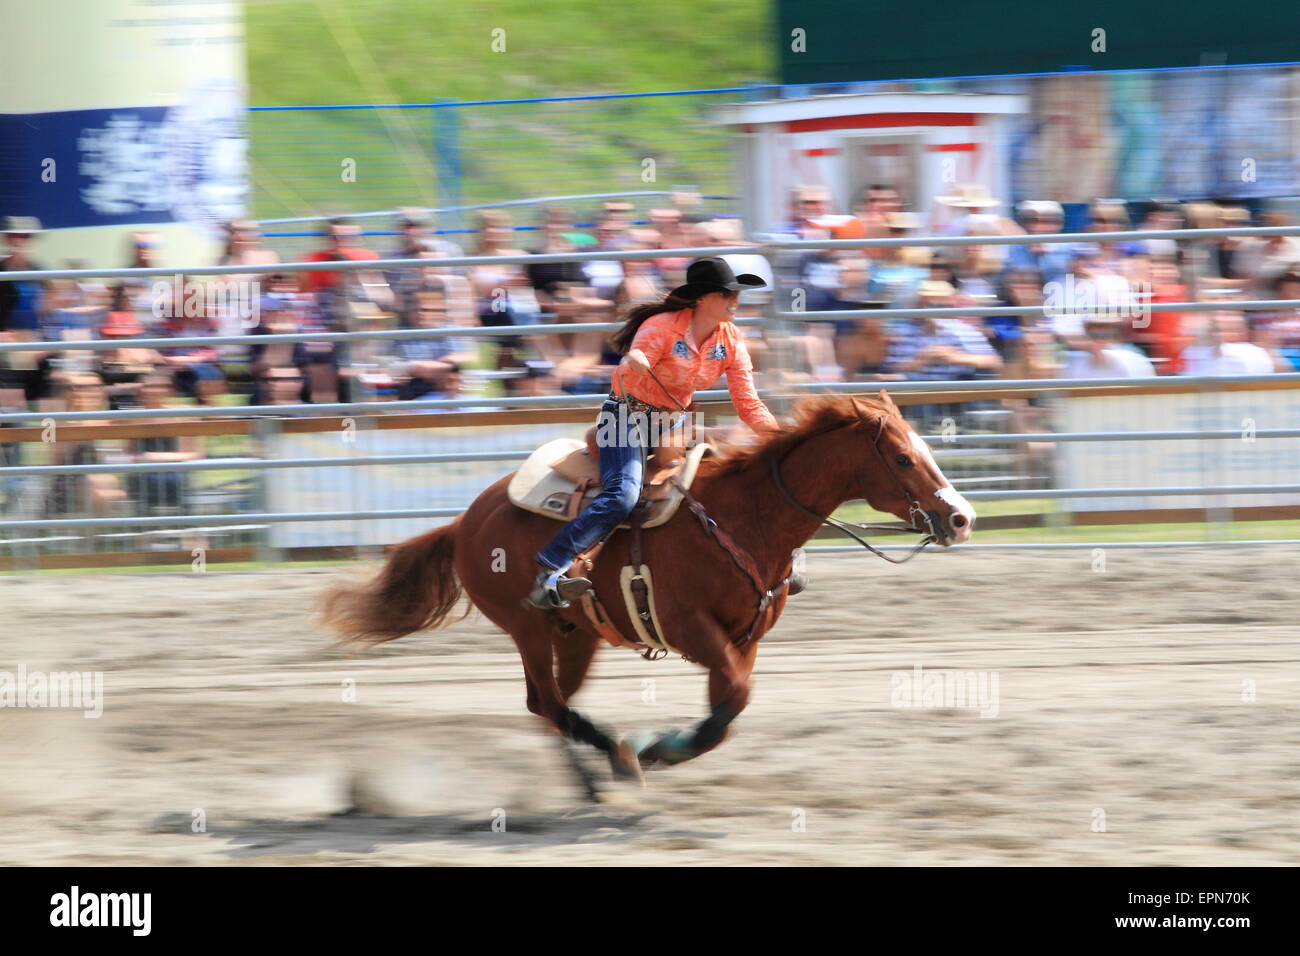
[710,394,900,477]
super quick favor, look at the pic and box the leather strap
[627,506,668,649]
[577,589,632,648]
[668,476,793,647]
[566,539,632,648]
[566,477,595,519]
[670,476,768,599]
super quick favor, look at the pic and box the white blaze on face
[908,428,976,543]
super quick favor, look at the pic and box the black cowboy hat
[670,257,767,299]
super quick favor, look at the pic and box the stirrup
[529,568,592,610]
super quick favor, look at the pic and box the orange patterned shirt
[615,308,777,430]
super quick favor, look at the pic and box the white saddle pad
[507,439,714,529]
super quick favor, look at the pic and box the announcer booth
[712,92,1027,233]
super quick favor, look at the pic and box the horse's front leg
[636,624,759,768]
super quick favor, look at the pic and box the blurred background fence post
[253,416,282,567]
[432,100,462,232]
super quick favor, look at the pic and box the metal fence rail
[812,540,1300,553]
[2,373,1297,423]
[5,426,1299,477]
[3,482,1297,532]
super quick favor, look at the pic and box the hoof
[609,739,646,787]
[633,728,694,769]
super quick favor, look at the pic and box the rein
[768,414,935,565]
[615,363,687,413]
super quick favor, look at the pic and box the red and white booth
[712,91,1028,234]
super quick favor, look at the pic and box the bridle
[769,411,938,564]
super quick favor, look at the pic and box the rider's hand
[622,350,651,374]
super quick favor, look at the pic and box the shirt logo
[708,343,727,361]
[672,340,691,359]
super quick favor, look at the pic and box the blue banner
[0,102,245,230]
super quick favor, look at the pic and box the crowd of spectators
[2,187,1299,518]
[778,185,1300,388]
[0,197,773,420]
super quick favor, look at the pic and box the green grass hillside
[245,0,774,222]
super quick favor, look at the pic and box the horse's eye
[895,454,912,468]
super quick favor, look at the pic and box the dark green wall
[778,0,1300,83]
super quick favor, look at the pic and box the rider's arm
[628,313,674,370]
[724,337,779,432]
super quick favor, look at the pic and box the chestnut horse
[322,392,975,786]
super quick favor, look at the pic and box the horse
[321,391,976,789]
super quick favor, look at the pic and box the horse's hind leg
[513,629,643,786]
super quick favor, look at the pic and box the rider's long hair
[609,292,698,354]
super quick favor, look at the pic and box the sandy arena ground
[1,548,1297,866]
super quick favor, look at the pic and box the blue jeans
[537,398,649,571]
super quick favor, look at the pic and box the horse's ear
[877,388,899,412]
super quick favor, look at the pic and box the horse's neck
[697,439,856,577]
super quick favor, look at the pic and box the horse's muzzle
[923,508,973,547]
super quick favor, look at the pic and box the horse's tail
[321,519,468,648]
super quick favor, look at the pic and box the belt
[607,391,672,414]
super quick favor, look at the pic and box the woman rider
[528,257,781,609]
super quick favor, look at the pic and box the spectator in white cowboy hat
[936,184,1019,237]
[1006,200,1072,285]
[0,216,46,334]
